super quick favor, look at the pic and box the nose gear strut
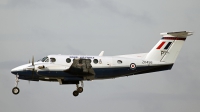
[12,75,20,95]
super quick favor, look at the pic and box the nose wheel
[12,87,20,95]
[12,75,20,95]
[73,81,84,97]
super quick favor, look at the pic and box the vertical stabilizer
[145,31,193,63]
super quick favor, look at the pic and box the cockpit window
[38,57,48,62]
[50,58,56,62]
[45,58,49,62]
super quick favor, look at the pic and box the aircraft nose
[11,67,23,75]
[11,68,18,75]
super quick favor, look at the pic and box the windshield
[38,57,48,62]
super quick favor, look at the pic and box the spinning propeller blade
[32,56,34,66]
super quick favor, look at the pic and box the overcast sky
[0,0,200,112]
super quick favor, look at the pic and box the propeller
[31,56,35,81]
[27,56,35,70]
[32,56,34,66]
[28,56,42,83]
[27,56,35,83]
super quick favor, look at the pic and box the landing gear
[77,87,83,93]
[12,87,20,95]
[73,90,79,96]
[73,81,84,97]
[12,75,20,95]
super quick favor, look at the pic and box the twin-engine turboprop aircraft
[11,31,193,96]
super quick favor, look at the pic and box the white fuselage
[11,54,173,81]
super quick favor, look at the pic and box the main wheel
[73,90,79,97]
[12,87,20,95]
[77,87,83,93]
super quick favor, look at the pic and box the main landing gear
[12,75,20,95]
[73,81,84,97]
[11,76,84,96]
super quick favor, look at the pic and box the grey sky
[0,0,200,112]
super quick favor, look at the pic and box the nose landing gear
[12,87,20,95]
[12,75,20,95]
[73,81,84,97]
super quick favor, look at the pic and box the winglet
[99,51,104,56]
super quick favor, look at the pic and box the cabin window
[117,60,122,64]
[93,59,98,64]
[50,58,56,62]
[66,58,71,63]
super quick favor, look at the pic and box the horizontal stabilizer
[160,31,193,37]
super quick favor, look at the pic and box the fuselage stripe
[156,41,165,49]
[162,37,186,40]
[164,42,172,50]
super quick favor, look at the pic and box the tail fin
[145,31,193,63]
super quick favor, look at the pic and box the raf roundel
[130,63,136,70]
